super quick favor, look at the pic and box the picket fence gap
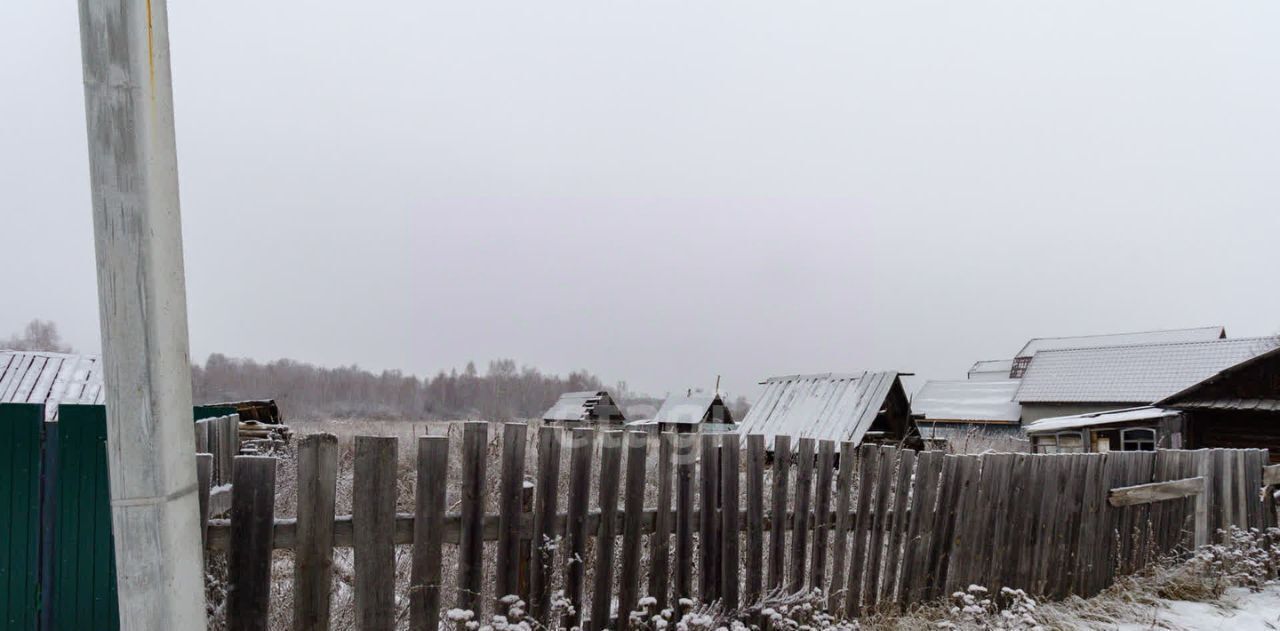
[199,422,1278,630]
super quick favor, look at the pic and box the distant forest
[193,354,616,420]
[4,320,703,421]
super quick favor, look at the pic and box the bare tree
[1,319,74,353]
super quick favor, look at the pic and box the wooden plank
[457,422,488,616]
[410,436,449,631]
[864,446,898,610]
[698,433,721,601]
[943,455,980,597]
[591,431,624,631]
[979,454,1014,595]
[1195,451,1211,549]
[649,432,676,611]
[225,456,276,631]
[901,450,942,608]
[745,434,766,604]
[767,434,791,591]
[1264,464,1280,486]
[1072,454,1105,597]
[845,444,880,615]
[788,437,816,594]
[496,423,529,607]
[563,428,595,629]
[196,453,212,549]
[529,426,562,623]
[924,454,962,601]
[353,436,397,631]
[1108,476,1205,506]
[294,434,338,631]
[809,440,836,596]
[721,433,741,611]
[675,432,697,601]
[1030,455,1064,596]
[828,441,856,613]
[999,454,1032,594]
[881,448,915,606]
[1052,454,1087,598]
[619,432,649,626]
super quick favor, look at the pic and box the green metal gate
[0,404,42,630]
[50,406,119,631]
[2,403,227,630]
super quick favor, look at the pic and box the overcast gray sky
[2,0,1278,401]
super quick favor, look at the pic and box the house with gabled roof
[1014,336,1275,423]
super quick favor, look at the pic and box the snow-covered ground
[1111,585,1280,631]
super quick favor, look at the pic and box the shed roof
[967,359,1014,381]
[735,372,901,444]
[1156,344,1280,413]
[542,390,623,422]
[1024,406,1179,434]
[1014,326,1225,359]
[652,393,730,425]
[912,379,1021,423]
[0,350,105,421]
[1015,337,1278,404]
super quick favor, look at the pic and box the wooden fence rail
[201,423,1277,630]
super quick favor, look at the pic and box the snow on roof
[967,359,1015,381]
[1015,337,1279,404]
[652,393,729,425]
[735,372,901,445]
[1024,406,1179,434]
[911,380,1021,422]
[542,390,624,422]
[1015,326,1225,359]
[0,350,105,421]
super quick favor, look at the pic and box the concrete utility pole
[77,1,206,629]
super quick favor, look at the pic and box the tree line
[192,354,611,420]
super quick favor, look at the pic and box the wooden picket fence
[199,422,1277,630]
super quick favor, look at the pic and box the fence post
[563,428,595,629]
[225,456,277,631]
[458,422,489,619]
[196,453,212,549]
[591,431,624,631]
[353,436,397,631]
[294,433,338,631]
[495,423,528,610]
[720,433,741,611]
[1195,456,1210,549]
[410,436,449,631]
[619,431,649,627]
[528,426,562,623]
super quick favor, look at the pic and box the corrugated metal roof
[1015,337,1278,404]
[967,359,1014,381]
[1024,406,1179,434]
[735,372,899,444]
[912,380,1021,422]
[652,393,729,425]
[1014,326,1225,359]
[0,350,105,421]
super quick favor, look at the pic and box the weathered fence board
[353,436,397,631]
[410,436,449,631]
[226,456,276,631]
[294,434,338,631]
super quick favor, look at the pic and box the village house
[1025,340,1280,459]
[628,392,735,433]
[910,378,1022,441]
[1014,336,1274,423]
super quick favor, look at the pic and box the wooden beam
[1107,476,1204,507]
[1263,464,1280,486]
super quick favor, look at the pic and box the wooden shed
[630,392,734,433]
[1157,344,1280,462]
[542,390,626,425]
[735,372,918,448]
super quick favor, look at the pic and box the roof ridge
[1035,335,1274,355]
[1021,325,1223,345]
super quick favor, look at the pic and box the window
[1056,431,1085,453]
[1033,435,1058,454]
[1121,428,1156,451]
